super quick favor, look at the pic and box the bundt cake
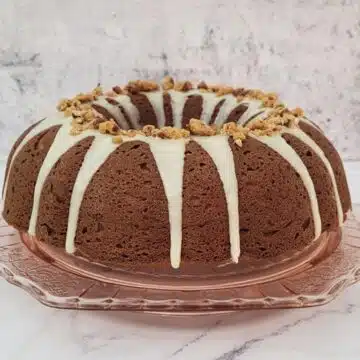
[2,77,351,275]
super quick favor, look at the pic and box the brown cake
[2,77,351,274]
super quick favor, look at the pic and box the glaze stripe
[225,103,249,124]
[144,91,166,128]
[283,127,343,226]
[3,115,65,199]
[193,136,241,262]
[113,94,140,129]
[213,95,238,125]
[239,100,264,124]
[2,119,45,197]
[93,97,130,129]
[199,92,222,124]
[66,135,118,253]
[253,134,322,239]
[167,90,198,127]
[140,137,186,268]
[209,99,226,125]
[28,120,95,235]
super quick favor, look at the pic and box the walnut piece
[112,85,124,94]
[142,125,156,136]
[216,86,234,97]
[162,76,175,90]
[125,80,159,93]
[173,81,193,92]
[98,120,119,135]
[153,127,190,139]
[221,122,249,146]
[188,119,217,136]
[197,81,208,90]
[112,135,123,144]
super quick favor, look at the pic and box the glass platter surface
[1,206,360,314]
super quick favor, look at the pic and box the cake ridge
[253,133,322,240]
[2,115,65,200]
[28,121,96,236]
[283,127,343,226]
[65,134,119,254]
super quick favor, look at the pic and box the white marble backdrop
[0,0,359,160]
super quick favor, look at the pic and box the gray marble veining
[0,0,359,160]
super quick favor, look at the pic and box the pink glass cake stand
[1,206,360,314]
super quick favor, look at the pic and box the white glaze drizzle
[64,132,186,268]
[167,90,198,127]
[113,94,140,129]
[239,100,264,124]
[141,136,186,268]
[253,134,322,239]
[199,92,222,124]
[66,134,119,253]
[213,94,238,125]
[28,120,96,235]
[93,97,129,130]
[283,127,343,226]
[143,91,166,128]
[3,115,65,199]
[193,135,240,262]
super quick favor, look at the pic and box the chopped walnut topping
[119,129,141,137]
[142,124,156,136]
[244,89,281,108]
[152,127,190,139]
[57,98,72,111]
[76,93,95,103]
[218,104,304,144]
[216,86,234,97]
[221,122,249,146]
[69,117,94,136]
[112,85,124,94]
[247,119,282,136]
[233,88,248,97]
[292,107,305,117]
[92,116,107,129]
[255,106,303,130]
[197,81,208,90]
[112,135,123,144]
[92,86,103,96]
[188,119,217,136]
[98,120,119,135]
[57,86,102,114]
[56,77,309,140]
[125,80,159,93]
[173,81,193,92]
[207,84,221,93]
[162,76,175,90]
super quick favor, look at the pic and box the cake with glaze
[2,77,351,274]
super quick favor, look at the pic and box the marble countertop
[0,161,359,360]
